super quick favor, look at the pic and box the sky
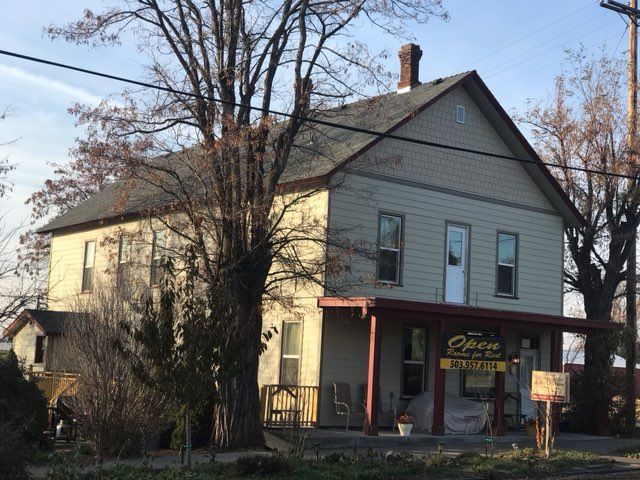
[0,0,632,349]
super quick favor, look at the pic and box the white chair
[333,382,365,431]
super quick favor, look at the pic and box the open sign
[440,333,506,372]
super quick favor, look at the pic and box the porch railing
[260,384,318,428]
[30,371,79,407]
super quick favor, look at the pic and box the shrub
[0,350,48,479]
[63,288,176,462]
[170,400,214,451]
[234,454,293,477]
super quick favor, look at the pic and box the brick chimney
[397,43,422,94]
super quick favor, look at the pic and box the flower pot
[398,423,413,436]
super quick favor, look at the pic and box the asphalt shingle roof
[37,72,473,234]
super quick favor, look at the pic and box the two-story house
[5,43,616,436]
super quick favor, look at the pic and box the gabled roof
[3,309,82,339]
[37,70,583,234]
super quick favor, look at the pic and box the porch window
[496,232,517,296]
[462,370,495,400]
[81,240,96,292]
[378,213,403,284]
[34,335,45,364]
[150,230,166,286]
[117,235,131,290]
[402,326,426,397]
[280,321,302,385]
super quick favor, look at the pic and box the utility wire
[468,1,594,66]
[0,48,638,182]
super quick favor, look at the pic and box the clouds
[0,63,102,105]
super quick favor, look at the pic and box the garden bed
[42,449,620,480]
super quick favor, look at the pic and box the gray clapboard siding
[328,172,563,315]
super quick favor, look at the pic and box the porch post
[364,311,381,436]
[550,329,562,435]
[432,320,446,436]
[493,325,507,436]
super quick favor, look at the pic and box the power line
[0,48,637,182]
[468,2,595,66]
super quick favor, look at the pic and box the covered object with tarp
[407,391,488,434]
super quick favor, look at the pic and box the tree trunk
[625,238,638,435]
[211,272,266,450]
[580,302,616,435]
[212,358,265,449]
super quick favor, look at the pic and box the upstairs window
[150,230,166,287]
[378,214,403,284]
[81,240,96,292]
[402,327,426,397]
[280,321,302,385]
[117,235,132,291]
[496,232,518,296]
[34,336,45,364]
[456,105,465,124]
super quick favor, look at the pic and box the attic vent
[433,77,443,85]
[456,105,465,124]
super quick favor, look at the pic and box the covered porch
[317,296,619,437]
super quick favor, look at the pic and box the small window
[402,327,426,397]
[117,235,131,290]
[378,214,403,284]
[462,369,494,399]
[280,321,302,385]
[497,232,517,296]
[81,240,96,292]
[456,105,465,124]
[150,230,166,286]
[34,336,45,364]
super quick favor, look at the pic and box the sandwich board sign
[531,371,570,403]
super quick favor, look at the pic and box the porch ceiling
[317,296,621,334]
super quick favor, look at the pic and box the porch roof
[317,296,621,333]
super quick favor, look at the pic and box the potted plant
[397,413,414,436]
[524,417,536,437]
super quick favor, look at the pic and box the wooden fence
[31,371,78,407]
[260,385,319,428]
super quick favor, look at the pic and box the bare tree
[46,0,448,448]
[0,107,41,332]
[62,286,176,466]
[518,49,637,434]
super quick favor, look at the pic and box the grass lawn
[44,449,613,480]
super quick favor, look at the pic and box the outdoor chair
[361,384,398,431]
[333,382,365,431]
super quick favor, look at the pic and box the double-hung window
[280,321,302,385]
[150,230,166,286]
[378,214,403,284]
[117,235,132,290]
[81,240,96,292]
[496,232,517,296]
[402,326,426,397]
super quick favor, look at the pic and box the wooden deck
[30,371,78,407]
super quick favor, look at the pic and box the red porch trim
[432,320,446,436]
[493,325,507,436]
[317,296,620,333]
[364,313,382,435]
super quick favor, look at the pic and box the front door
[520,348,539,420]
[445,225,468,303]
